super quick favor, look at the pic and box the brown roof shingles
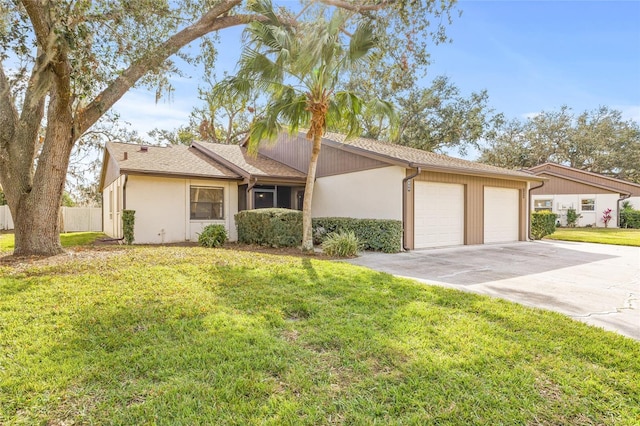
[107,142,240,179]
[321,132,541,180]
[195,142,307,180]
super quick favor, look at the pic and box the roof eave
[252,175,307,185]
[321,137,545,182]
[120,169,242,181]
[417,164,546,182]
[532,170,631,195]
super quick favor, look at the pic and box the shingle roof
[321,132,542,181]
[106,142,240,179]
[194,142,307,180]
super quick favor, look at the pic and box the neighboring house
[99,131,544,249]
[528,163,640,227]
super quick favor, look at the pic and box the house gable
[531,172,622,195]
[258,132,390,177]
[529,163,640,196]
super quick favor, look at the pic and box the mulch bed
[1,242,332,269]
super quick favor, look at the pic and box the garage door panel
[414,182,464,248]
[484,187,519,243]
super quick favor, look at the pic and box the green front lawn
[0,232,105,251]
[1,246,638,425]
[545,227,640,246]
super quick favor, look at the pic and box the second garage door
[484,187,520,243]
[414,181,465,248]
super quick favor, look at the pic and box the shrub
[198,224,228,248]
[322,230,362,257]
[312,217,402,253]
[601,208,613,227]
[122,210,135,245]
[531,211,557,240]
[620,209,640,229]
[235,208,302,247]
[566,208,581,227]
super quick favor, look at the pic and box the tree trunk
[9,98,75,256]
[301,132,323,252]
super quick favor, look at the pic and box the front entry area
[414,181,465,249]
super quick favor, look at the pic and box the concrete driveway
[347,240,640,340]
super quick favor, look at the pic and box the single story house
[99,131,545,249]
[528,163,640,227]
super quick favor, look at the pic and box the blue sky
[113,0,640,153]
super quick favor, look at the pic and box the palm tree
[222,0,395,251]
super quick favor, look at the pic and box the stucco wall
[532,193,622,227]
[103,175,238,244]
[102,175,126,238]
[312,166,404,220]
[628,197,640,210]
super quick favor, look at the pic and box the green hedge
[530,211,557,240]
[235,208,302,247]
[122,210,135,245]
[312,217,402,253]
[620,209,640,229]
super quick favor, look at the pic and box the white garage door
[484,187,519,243]
[414,182,464,248]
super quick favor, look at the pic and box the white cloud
[521,112,541,120]
[112,89,196,140]
[615,105,640,123]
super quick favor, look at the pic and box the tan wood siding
[531,164,640,196]
[532,173,620,195]
[259,133,389,177]
[406,171,527,248]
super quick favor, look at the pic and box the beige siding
[259,133,389,177]
[406,171,528,248]
[108,175,238,244]
[531,164,640,196]
[312,166,404,220]
[102,175,126,239]
[532,173,617,195]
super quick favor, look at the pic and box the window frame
[533,199,553,212]
[580,198,595,212]
[190,186,225,221]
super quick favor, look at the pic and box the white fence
[0,205,13,230]
[0,205,102,232]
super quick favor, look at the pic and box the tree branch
[77,1,253,135]
[21,0,52,47]
[317,0,393,12]
[0,63,19,151]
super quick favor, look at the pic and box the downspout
[246,177,257,210]
[123,174,128,210]
[402,166,422,251]
[527,180,545,240]
[617,193,631,228]
[120,174,128,240]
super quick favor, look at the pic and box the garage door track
[347,240,640,340]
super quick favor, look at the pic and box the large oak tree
[0,0,456,256]
[479,106,640,183]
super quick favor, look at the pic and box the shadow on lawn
[10,256,637,425]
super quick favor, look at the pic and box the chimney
[123,152,128,160]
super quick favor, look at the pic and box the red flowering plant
[602,208,613,228]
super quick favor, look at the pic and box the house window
[254,188,276,209]
[581,198,595,211]
[534,199,553,212]
[190,186,224,220]
[109,189,114,220]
